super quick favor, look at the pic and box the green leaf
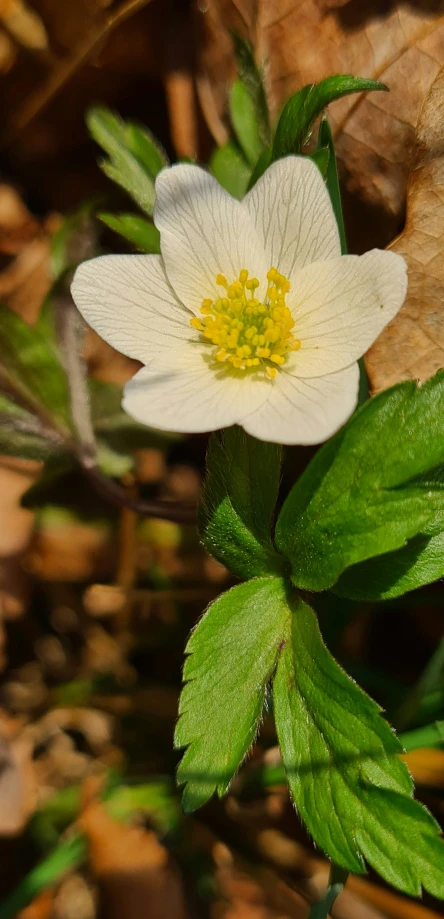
[246,146,271,190]
[209,143,251,199]
[99,159,155,217]
[273,593,444,896]
[0,300,71,431]
[307,146,329,177]
[175,576,289,811]
[231,32,271,146]
[230,80,265,167]
[96,438,134,477]
[318,116,347,254]
[86,107,167,216]
[122,122,167,178]
[0,394,57,461]
[272,76,387,161]
[395,639,444,731]
[334,528,444,601]
[276,373,444,591]
[0,834,86,919]
[98,212,160,252]
[198,426,283,579]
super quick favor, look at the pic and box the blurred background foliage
[0,1,444,918]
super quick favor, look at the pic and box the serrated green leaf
[272,76,387,161]
[98,212,160,253]
[273,594,444,896]
[198,426,283,579]
[87,107,167,178]
[123,122,167,178]
[230,80,265,167]
[0,301,71,432]
[276,372,444,591]
[86,107,164,216]
[175,576,289,811]
[209,143,251,199]
[99,159,155,217]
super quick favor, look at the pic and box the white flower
[71,156,407,445]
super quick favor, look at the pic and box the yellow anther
[246,277,260,291]
[194,266,296,379]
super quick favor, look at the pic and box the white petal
[71,254,193,364]
[154,164,267,313]
[241,363,359,445]
[289,250,408,378]
[122,350,272,434]
[243,156,340,280]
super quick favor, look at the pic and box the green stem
[308,863,348,919]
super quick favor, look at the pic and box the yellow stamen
[190,267,298,379]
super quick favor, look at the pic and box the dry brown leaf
[402,747,444,788]
[0,459,40,623]
[366,66,444,391]
[0,713,37,835]
[0,0,48,50]
[0,29,16,73]
[195,1,444,247]
[18,890,54,919]
[79,777,188,919]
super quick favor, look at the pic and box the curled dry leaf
[195,0,444,246]
[366,66,444,391]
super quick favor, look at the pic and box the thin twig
[83,464,196,524]
[2,0,154,147]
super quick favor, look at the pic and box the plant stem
[83,464,196,523]
[308,863,348,919]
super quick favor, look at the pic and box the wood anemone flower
[71,157,407,444]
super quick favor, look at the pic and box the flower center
[190,268,301,379]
